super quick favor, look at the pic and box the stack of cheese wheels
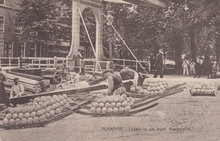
[2,94,72,128]
[136,79,168,95]
[190,83,216,95]
[90,94,134,114]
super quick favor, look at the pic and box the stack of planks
[4,71,50,94]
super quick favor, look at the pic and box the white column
[96,8,105,62]
[24,42,26,57]
[68,0,80,58]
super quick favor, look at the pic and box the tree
[17,0,65,46]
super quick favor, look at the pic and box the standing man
[102,70,126,96]
[154,48,164,78]
[10,78,25,98]
[73,49,83,73]
[189,60,196,75]
[149,53,156,74]
[194,57,202,78]
[0,71,10,106]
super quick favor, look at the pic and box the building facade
[0,0,71,58]
[0,0,25,58]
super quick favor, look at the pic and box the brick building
[0,0,25,57]
[0,0,71,58]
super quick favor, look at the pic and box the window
[14,25,22,34]
[20,43,25,57]
[0,16,4,32]
[0,0,4,5]
[4,42,13,57]
[14,18,22,34]
[30,31,38,36]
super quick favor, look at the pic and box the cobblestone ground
[0,76,220,141]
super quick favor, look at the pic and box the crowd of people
[182,56,219,78]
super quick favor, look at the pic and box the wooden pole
[111,25,147,73]
[78,9,102,73]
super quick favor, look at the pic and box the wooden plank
[191,93,216,97]
[8,71,43,81]
[159,89,184,98]
[77,103,159,116]
[129,103,159,114]
[9,84,107,105]
[132,97,159,109]
[76,109,132,116]
[6,73,39,85]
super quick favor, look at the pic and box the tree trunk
[189,28,196,62]
[173,31,184,74]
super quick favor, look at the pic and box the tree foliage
[17,0,220,67]
[17,0,64,45]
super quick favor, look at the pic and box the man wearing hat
[102,70,126,96]
[0,71,10,106]
[10,78,25,98]
[73,49,83,73]
[154,48,165,78]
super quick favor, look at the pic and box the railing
[0,57,21,68]
[83,58,150,72]
[112,58,150,72]
[0,57,68,69]
[0,57,150,72]
[23,57,68,68]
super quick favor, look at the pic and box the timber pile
[5,72,50,94]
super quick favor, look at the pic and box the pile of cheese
[90,94,134,114]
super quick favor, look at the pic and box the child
[211,61,218,78]
[182,59,189,75]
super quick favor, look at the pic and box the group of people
[0,71,25,107]
[182,56,219,78]
[150,48,165,78]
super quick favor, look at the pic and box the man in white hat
[0,71,10,106]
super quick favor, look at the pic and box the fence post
[18,57,21,68]
[9,57,11,67]
[0,57,1,68]
[39,58,41,68]
[123,59,125,67]
[54,56,57,68]
[31,59,34,68]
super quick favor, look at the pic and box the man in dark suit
[154,48,164,78]
[0,71,10,107]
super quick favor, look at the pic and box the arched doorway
[67,0,105,70]
[80,8,96,59]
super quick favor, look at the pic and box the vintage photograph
[0,0,220,140]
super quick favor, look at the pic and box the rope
[111,25,148,73]
[78,9,103,73]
